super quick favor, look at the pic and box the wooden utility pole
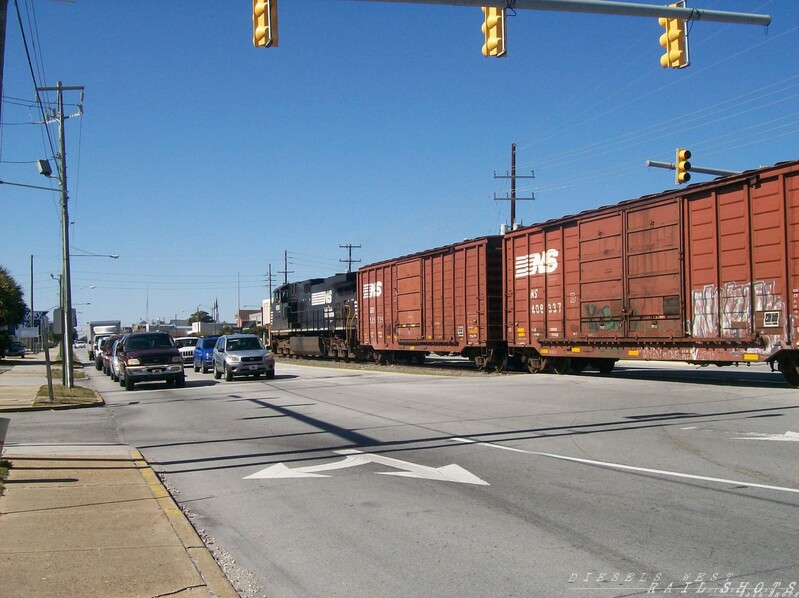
[339,244,362,273]
[0,0,7,127]
[279,250,294,285]
[36,82,84,387]
[494,143,535,229]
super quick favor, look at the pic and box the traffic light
[482,6,507,58]
[658,3,688,68]
[253,0,278,48]
[676,148,692,184]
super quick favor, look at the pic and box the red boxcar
[503,160,799,385]
[358,236,504,368]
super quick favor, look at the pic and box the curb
[0,390,105,413]
[130,450,239,598]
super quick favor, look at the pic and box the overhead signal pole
[338,1,771,59]
[646,151,740,183]
[347,0,770,25]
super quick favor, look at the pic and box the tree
[0,266,28,355]
[0,266,28,327]
[188,310,213,324]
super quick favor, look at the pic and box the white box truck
[87,320,121,361]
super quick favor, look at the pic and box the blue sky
[1,1,797,332]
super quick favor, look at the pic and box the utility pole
[279,250,294,285]
[36,81,83,388]
[0,0,7,127]
[265,263,275,299]
[339,244,362,273]
[494,143,535,229]
[29,255,34,348]
[262,263,275,344]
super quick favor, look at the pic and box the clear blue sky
[1,1,797,332]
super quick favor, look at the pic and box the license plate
[247,365,258,371]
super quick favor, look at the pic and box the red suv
[117,332,184,391]
[100,334,123,376]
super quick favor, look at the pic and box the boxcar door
[579,212,626,337]
[396,259,423,341]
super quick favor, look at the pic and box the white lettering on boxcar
[363,281,383,299]
[515,249,559,278]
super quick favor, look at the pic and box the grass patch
[0,459,11,496]
[35,384,101,406]
[49,368,87,380]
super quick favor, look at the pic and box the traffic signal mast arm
[646,159,741,179]
[347,0,770,26]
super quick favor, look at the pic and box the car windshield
[227,337,263,351]
[176,338,197,348]
[202,339,218,349]
[126,335,174,351]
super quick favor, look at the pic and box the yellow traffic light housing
[676,148,692,184]
[658,3,688,68]
[253,0,278,48]
[482,6,507,58]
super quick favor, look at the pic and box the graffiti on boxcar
[584,304,622,332]
[753,281,784,311]
[691,281,785,338]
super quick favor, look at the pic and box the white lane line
[451,437,799,495]
[737,431,799,442]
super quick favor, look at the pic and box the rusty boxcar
[503,159,799,386]
[358,236,505,369]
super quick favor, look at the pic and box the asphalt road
[5,360,798,597]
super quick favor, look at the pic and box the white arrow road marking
[244,454,369,479]
[737,431,799,442]
[336,449,489,485]
[451,438,799,495]
[244,448,489,485]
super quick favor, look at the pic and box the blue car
[192,336,219,373]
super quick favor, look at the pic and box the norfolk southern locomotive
[270,272,366,361]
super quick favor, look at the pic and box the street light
[71,246,119,260]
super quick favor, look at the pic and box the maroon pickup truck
[117,332,185,391]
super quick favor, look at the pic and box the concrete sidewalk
[0,353,103,411]
[0,355,239,597]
